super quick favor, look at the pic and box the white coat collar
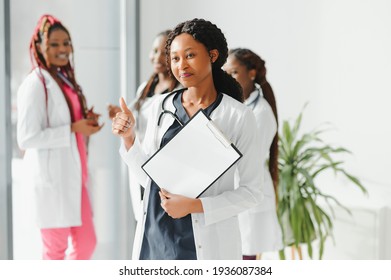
[244,84,262,107]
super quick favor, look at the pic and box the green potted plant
[277,105,367,259]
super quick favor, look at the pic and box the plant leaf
[337,169,368,194]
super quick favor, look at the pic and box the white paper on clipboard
[142,109,242,198]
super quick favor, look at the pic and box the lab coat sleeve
[17,74,71,150]
[200,107,265,226]
[119,95,161,188]
[253,102,277,162]
[119,137,149,187]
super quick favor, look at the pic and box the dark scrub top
[139,89,223,260]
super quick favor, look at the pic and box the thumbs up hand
[112,97,136,143]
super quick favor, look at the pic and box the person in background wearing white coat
[17,14,103,260]
[107,30,181,220]
[112,18,265,260]
[224,48,283,260]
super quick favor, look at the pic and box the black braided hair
[165,18,243,102]
[134,30,179,111]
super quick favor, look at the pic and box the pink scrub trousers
[40,186,96,260]
[40,80,96,260]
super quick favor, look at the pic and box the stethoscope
[157,89,185,127]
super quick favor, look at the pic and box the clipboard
[142,109,242,198]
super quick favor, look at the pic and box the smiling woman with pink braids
[17,14,103,260]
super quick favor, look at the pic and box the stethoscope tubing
[157,89,185,127]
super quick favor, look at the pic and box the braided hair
[29,14,88,121]
[134,30,179,111]
[229,48,279,194]
[165,18,243,102]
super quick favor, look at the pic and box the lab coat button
[198,245,202,249]
[194,219,198,223]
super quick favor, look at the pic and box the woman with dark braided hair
[107,30,181,221]
[112,18,265,260]
[108,30,181,142]
[224,48,283,259]
[17,14,102,259]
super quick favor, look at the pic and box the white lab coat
[238,88,283,254]
[119,92,265,260]
[17,68,82,229]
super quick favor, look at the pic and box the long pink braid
[29,15,62,126]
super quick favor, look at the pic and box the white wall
[139,0,391,258]
[10,0,134,259]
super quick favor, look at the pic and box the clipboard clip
[207,120,231,148]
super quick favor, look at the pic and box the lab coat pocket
[216,216,242,258]
[35,149,51,186]
[36,148,61,188]
[34,149,63,227]
[34,182,62,227]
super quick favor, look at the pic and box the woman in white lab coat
[108,30,181,220]
[17,15,102,259]
[112,18,265,260]
[225,48,283,259]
